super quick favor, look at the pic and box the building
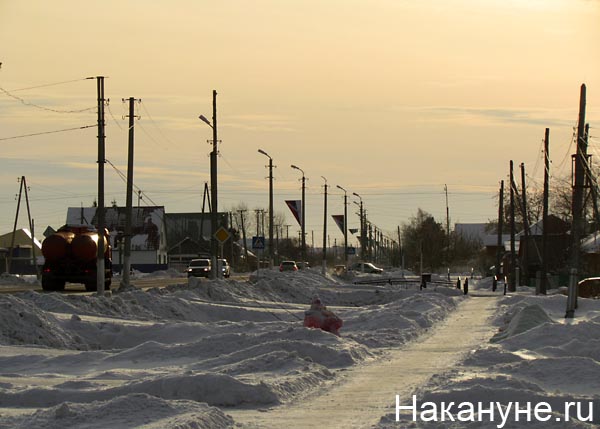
[66,206,168,272]
[0,228,42,274]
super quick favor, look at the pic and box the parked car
[297,261,310,270]
[279,260,298,272]
[219,259,231,278]
[349,262,383,274]
[187,258,211,278]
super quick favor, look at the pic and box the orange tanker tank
[41,225,112,292]
[71,232,104,261]
[41,231,75,262]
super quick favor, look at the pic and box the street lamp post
[322,176,328,275]
[353,192,364,260]
[336,185,348,266]
[291,165,306,262]
[199,90,219,279]
[258,149,274,268]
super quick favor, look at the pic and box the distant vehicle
[349,262,383,274]
[41,224,112,292]
[279,260,298,272]
[187,258,211,278]
[297,261,310,270]
[219,259,231,278]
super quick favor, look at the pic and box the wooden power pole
[566,84,587,318]
[509,160,516,292]
[496,180,504,281]
[541,128,550,295]
[120,97,140,290]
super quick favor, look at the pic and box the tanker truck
[41,225,112,292]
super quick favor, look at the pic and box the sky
[1,0,599,245]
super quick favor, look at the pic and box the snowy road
[229,294,499,429]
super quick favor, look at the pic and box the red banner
[285,200,302,226]
[332,215,345,233]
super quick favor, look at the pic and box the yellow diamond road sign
[214,227,231,243]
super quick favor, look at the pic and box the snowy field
[0,270,599,428]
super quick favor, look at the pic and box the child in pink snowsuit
[304,296,343,335]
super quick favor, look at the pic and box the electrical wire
[0,86,96,114]
[139,101,180,148]
[0,124,96,141]
[8,77,90,92]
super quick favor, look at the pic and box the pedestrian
[456,277,461,290]
[464,277,469,295]
[492,275,497,292]
[304,295,343,335]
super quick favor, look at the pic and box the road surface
[228,294,499,429]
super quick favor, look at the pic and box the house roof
[0,229,42,249]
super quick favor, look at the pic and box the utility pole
[496,180,504,282]
[200,182,210,247]
[284,224,291,240]
[238,210,249,269]
[541,128,550,295]
[199,90,219,279]
[520,163,530,286]
[445,184,450,266]
[259,150,274,268]
[291,165,306,262]
[96,76,106,294]
[353,192,364,259]
[509,160,516,292]
[255,209,261,236]
[567,84,587,318]
[322,176,328,275]
[337,185,348,266]
[120,97,140,290]
[8,176,36,275]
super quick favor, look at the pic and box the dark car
[279,260,298,272]
[349,262,383,274]
[187,258,211,277]
[297,261,310,270]
[219,259,231,278]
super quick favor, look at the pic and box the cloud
[413,106,580,128]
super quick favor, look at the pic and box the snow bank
[0,393,234,429]
[379,278,600,428]
[0,270,461,428]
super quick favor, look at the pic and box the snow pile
[0,393,234,429]
[0,273,39,288]
[381,280,600,428]
[0,270,461,428]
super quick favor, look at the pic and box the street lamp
[291,165,306,262]
[321,176,328,275]
[353,192,364,260]
[199,90,219,279]
[258,149,274,268]
[336,185,348,266]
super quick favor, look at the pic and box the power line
[9,77,90,92]
[0,86,96,114]
[0,124,96,141]
[139,101,179,148]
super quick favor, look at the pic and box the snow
[381,278,600,428]
[1,270,599,428]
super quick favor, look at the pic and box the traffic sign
[252,236,265,250]
[214,227,231,243]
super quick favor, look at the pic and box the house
[515,215,570,284]
[0,228,43,274]
[66,206,168,272]
[164,212,232,270]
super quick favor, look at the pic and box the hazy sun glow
[0,0,598,239]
